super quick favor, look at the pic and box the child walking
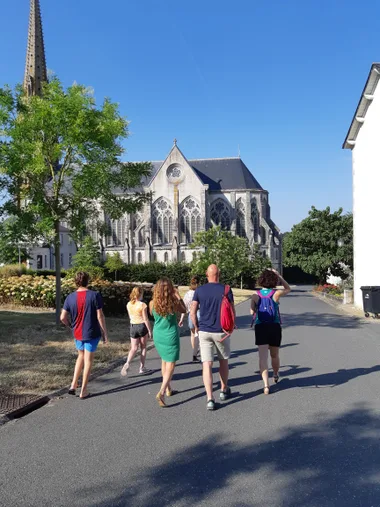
[121,287,152,376]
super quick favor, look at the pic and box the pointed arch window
[137,252,142,264]
[210,199,231,229]
[180,197,201,244]
[138,227,145,247]
[164,252,169,264]
[236,198,246,237]
[105,216,125,246]
[251,199,259,242]
[260,226,266,245]
[152,198,174,245]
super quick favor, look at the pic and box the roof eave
[343,63,380,150]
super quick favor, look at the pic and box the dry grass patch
[0,309,131,396]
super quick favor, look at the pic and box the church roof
[141,157,263,191]
[343,63,380,149]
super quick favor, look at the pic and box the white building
[100,142,282,270]
[27,225,77,271]
[343,63,380,306]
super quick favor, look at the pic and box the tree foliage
[283,206,353,283]
[104,252,125,280]
[0,217,29,265]
[69,236,103,280]
[0,78,152,321]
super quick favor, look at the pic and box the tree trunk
[55,221,62,325]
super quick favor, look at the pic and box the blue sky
[1,0,377,231]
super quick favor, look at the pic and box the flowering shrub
[0,276,153,315]
[314,284,343,297]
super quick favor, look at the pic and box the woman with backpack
[149,278,186,407]
[250,268,291,395]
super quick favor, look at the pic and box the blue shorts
[188,311,200,330]
[75,338,100,352]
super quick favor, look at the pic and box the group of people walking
[61,265,291,409]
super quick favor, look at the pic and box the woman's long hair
[153,278,177,316]
[130,286,143,304]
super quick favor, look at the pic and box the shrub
[0,275,153,315]
[0,264,35,278]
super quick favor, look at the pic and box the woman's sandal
[264,386,270,395]
[156,392,166,407]
[68,388,76,396]
[273,375,280,384]
[166,387,176,397]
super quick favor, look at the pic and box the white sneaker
[139,366,152,375]
[121,363,129,377]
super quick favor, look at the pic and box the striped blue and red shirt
[63,290,103,341]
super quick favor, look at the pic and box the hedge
[0,275,153,316]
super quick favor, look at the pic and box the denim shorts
[75,338,100,352]
[188,311,200,330]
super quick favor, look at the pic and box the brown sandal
[156,392,166,407]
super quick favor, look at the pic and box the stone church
[22,0,282,271]
[101,140,282,271]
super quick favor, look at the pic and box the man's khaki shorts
[198,331,231,362]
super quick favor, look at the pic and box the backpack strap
[259,289,276,299]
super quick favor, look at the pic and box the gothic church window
[210,199,231,229]
[251,199,259,242]
[106,216,125,247]
[180,197,201,244]
[164,252,169,264]
[137,252,142,264]
[236,198,246,237]
[152,198,174,245]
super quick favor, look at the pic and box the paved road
[1,288,380,507]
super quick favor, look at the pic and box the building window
[106,216,125,247]
[260,226,266,245]
[164,252,169,264]
[236,198,246,237]
[251,199,259,242]
[60,253,64,266]
[137,252,142,264]
[69,253,72,266]
[152,198,174,245]
[180,197,202,244]
[153,252,157,262]
[210,199,231,229]
[37,255,42,270]
[44,255,47,268]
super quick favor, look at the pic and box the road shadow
[278,364,380,390]
[282,312,363,329]
[77,404,380,507]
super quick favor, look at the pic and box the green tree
[283,206,353,283]
[104,252,125,281]
[70,237,103,280]
[0,217,29,265]
[242,244,272,285]
[191,226,251,285]
[0,79,151,322]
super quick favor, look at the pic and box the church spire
[23,0,47,97]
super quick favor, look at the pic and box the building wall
[27,232,77,271]
[352,85,380,306]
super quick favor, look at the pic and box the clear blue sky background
[1,0,377,231]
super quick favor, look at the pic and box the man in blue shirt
[191,264,235,411]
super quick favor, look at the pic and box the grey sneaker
[207,399,216,411]
[220,387,231,401]
[139,367,152,375]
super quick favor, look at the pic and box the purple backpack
[256,290,277,324]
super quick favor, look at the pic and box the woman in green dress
[149,278,186,407]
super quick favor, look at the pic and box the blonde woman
[121,287,152,376]
[179,276,201,362]
[149,278,186,407]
